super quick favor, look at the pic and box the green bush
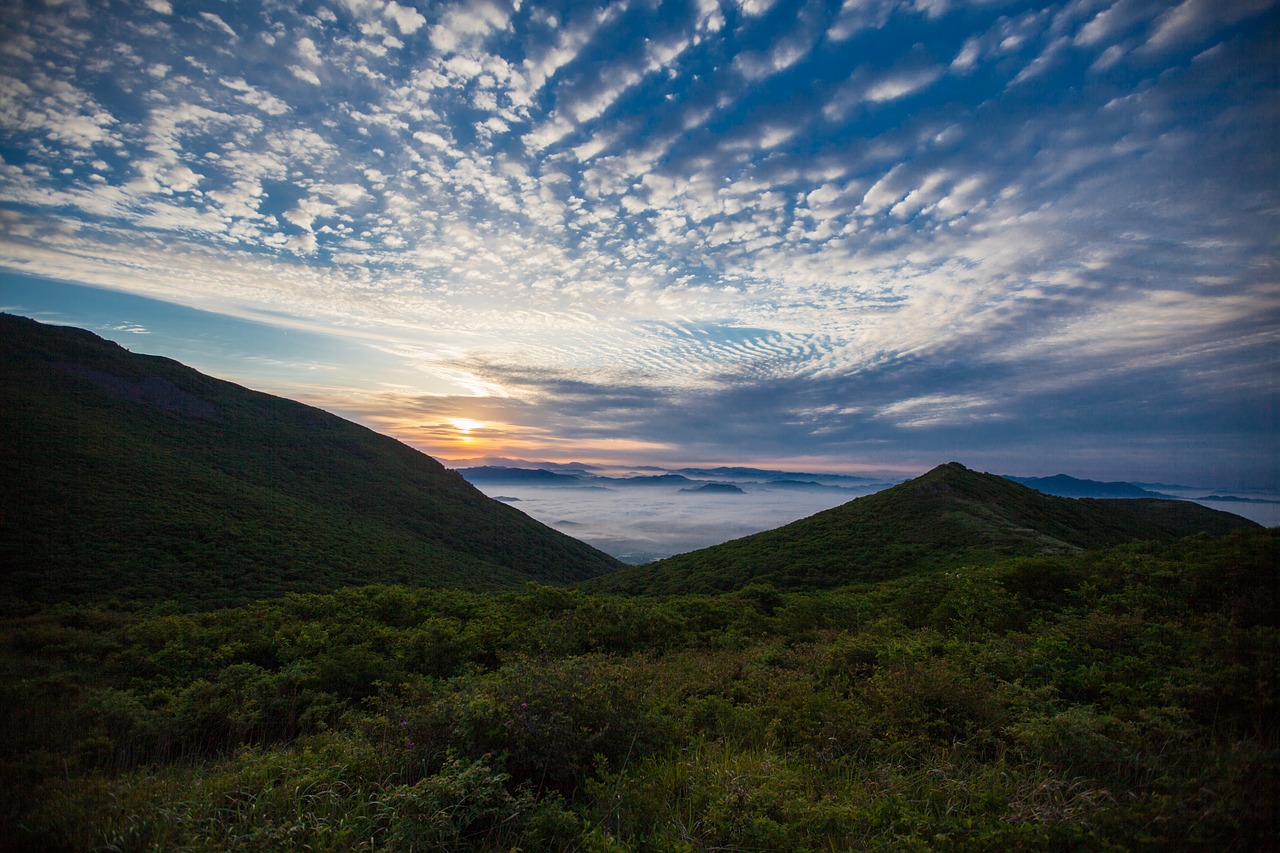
[3,530,1277,850]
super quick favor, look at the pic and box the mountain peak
[585,462,1257,596]
[909,461,975,488]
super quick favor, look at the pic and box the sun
[450,418,484,433]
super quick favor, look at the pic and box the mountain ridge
[0,314,621,608]
[1003,473,1174,499]
[583,462,1258,595]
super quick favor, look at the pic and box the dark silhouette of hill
[1196,494,1280,504]
[0,314,621,608]
[584,462,1258,595]
[673,466,878,484]
[679,483,745,494]
[613,474,697,487]
[1003,473,1172,498]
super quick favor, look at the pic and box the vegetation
[2,528,1275,850]
[586,463,1260,595]
[3,316,1274,849]
[0,314,620,609]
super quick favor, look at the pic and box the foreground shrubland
[3,529,1276,850]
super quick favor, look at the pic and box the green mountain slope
[585,462,1259,595]
[0,314,621,608]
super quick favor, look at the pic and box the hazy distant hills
[584,462,1259,595]
[457,466,586,486]
[455,463,889,493]
[671,466,879,485]
[0,314,621,608]
[1003,474,1280,505]
[1003,473,1173,499]
[680,482,745,495]
[457,461,1274,508]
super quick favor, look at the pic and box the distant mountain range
[458,463,1272,504]
[680,483,745,495]
[1002,473,1173,498]
[1003,474,1280,504]
[456,466,587,486]
[1194,494,1280,504]
[0,315,621,608]
[670,466,880,485]
[455,464,893,492]
[584,463,1259,595]
[442,457,883,486]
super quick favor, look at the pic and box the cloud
[290,66,321,85]
[1008,36,1070,87]
[733,14,821,81]
[737,0,779,17]
[297,36,322,64]
[876,394,1006,428]
[222,78,290,115]
[430,0,511,52]
[1089,44,1127,73]
[825,62,944,120]
[694,0,726,32]
[1074,0,1149,48]
[383,1,426,34]
[828,0,898,40]
[1143,0,1277,53]
[517,3,630,103]
[0,0,1274,485]
[198,12,237,40]
[866,65,944,101]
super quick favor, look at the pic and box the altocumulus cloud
[0,0,1276,485]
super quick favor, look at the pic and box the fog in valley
[1140,488,1280,529]
[465,471,1280,564]
[470,481,892,564]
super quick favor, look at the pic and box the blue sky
[0,0,1276,486]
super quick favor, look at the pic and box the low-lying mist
[470,482,889,564]
[466,474,1280,564]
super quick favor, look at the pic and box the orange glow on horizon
[348,407,909,477]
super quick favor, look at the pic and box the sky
[0,0,1277,488]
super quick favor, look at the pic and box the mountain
[456,466,585,486]
[1004,473,1172,498]
[612,474,698,487]
[583,462,1258,595]
[442,456,598,475]
[679,483,745,495]
[763,479,859,492]
[672,466,880,484]
[0,314,621,608]
[1195,494,1280,504]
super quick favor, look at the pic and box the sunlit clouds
[0,0,1276,484]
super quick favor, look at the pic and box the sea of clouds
[471,480,889,564]
[462,467,1280,564]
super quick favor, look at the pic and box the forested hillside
[586,462,1259,595]
[0,314,621,608]
[2,529,1275,850]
